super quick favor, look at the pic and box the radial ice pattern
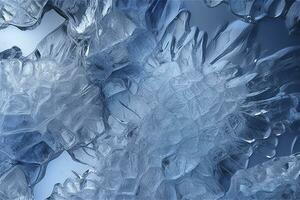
[0,0,300,200]
[49,2,300,200]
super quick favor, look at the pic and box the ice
[34,151,90,200]
[0,166,33,200]
[0,10,64,55]
[0,0,300,199]
[49,5,300,200]
[203,0,286,22]
[203,0,300,35]
[48,0,108,39]
[0,23,104,197]
[48,171,101,200]
[285,1,300,34]
[224,154,300,200]
[0,0,48,28]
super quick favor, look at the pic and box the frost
[0,0,300,199]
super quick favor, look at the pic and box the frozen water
[203,0,286,22]
[0,0,300,199]
[34,151,90,200]
[0,0,48,28]
[224,154,300,200]
[0,166,33,199]
[286,1,300,34]
[203,0,300,36]
[0,18,103,199]
[0,10,64,55]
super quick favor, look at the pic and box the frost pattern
[0,0,300,199]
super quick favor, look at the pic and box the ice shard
[0,0,48,28]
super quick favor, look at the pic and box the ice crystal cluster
[0,0,300,199]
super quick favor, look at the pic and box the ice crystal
[0,0,300,199]
[48,7,300,198]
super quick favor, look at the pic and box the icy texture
[286,0,300,34]
[49,154,300,200]
[203,0,300,34]
[48,0,181,84]
[0,166,33,200]
[48,0,110,39]
[224,154,300,200]
[0,24,103,197]
[204,0,286,22]
[0,0,300,199]
[0,0,48,28]
[51,4,300,200]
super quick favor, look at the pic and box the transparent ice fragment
[48,0,107,39]
[0,0,48,29]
